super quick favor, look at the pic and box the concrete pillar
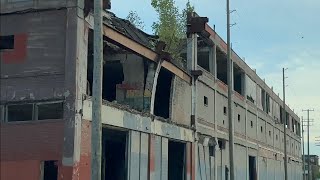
[61,7,88,180]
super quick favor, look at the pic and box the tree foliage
[126,10,145,30]
[151,0,194,55]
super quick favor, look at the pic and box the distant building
[303,155,320,180]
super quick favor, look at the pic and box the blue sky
[111,0,320,155]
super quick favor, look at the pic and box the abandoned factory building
[0,0,303,180]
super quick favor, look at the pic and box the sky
[111,0,320,156]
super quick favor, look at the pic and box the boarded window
[0,35,14,50]
[7,104,33,122]
[37,102,63,120]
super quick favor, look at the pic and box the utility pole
[302,116,305,180]
[282,68,288,180]
[91,0,103,179]
[226,0,235,178]
[302,109,314,180]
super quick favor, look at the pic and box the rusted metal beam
[102,25,191,83]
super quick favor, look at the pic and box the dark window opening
[37,103,63,120]
[87,30,125,102]
[102,128,128,180]
[223,106,227,115]
[280,107,284,124]
[233,64,244,96]
[260,126,263,133]
[168,140,186,180]
[292,119,295,132]
[276,135,278,140]
[0,106,4,123]
[261,89,266,112]
[209,145,215,157]
[266,94,270,113]
[218,139,226,149]
[204,96,208,106]
[43,161,58,180]
[0,35,14,50]
[7,104,33,122]
[269,131,271,137]
[154,68,173,119]
[238,114,241,122]
[249,156,257,180]
[250,121,253,128]
[223,120,225,125]
[198,51,210,72]
[216,48,228,85]
[103,61,124,101]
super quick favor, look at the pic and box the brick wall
[0,120,64,179]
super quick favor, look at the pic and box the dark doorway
[102,128,128,180]
[168,141,186,180]
[154,68,173,119]
[43,161,58,180]
[249,156,257,180]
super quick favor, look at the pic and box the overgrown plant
[151,0,194,60]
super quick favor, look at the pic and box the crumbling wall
[170,76,191,126]
[115,54,146,111]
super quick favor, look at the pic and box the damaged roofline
[86,13,192,84]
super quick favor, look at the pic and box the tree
[151,0,194,56]
[126,11,145,30]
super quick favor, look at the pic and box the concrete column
[61,7,88,180]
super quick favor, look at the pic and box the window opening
[7,104,33,122]
[204,96,208,106]
[102,128,128,180]
[154,68,173,119]
[43,161,58,180]
[37,102,63,120]
[168,140,186,180]
[0,35,14,50]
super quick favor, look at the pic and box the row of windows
[0,101,63,122]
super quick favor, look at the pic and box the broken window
[37,102,63,120]
[43,161,58,180]
[216,48,228,85]
[7,104,33,122]
[102,128,128,180]
[233,63,244,96]
[168,140,186,180]
[154,68,173,119]
[0,35,14,50]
